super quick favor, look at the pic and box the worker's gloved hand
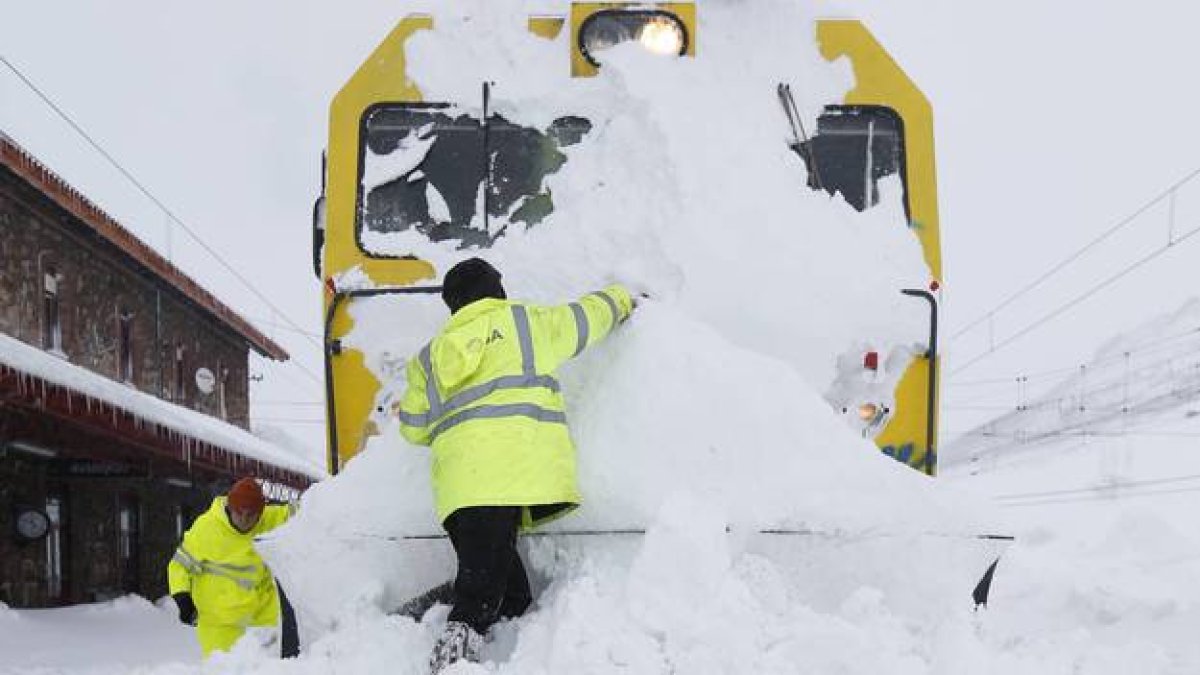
[173,592,197,626]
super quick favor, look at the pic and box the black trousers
[445,506,532,634]
[277,580,300,658]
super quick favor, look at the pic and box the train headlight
[841,401,890,438]
[857,403,885,424]
[638,16,686,55]
[579,10,688,66]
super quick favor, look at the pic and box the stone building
[0,132,320,608]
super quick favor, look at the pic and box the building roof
[0,132,289,361]
[0,331,324,487]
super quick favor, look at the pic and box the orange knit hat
[227,477,265,514]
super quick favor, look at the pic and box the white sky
[4,1,1200,459]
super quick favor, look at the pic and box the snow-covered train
[275,5,1014,641]
[313,2,944,477]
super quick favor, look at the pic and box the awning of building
[0,333,324,489]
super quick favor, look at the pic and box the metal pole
[323,286,443,475]
[902,289,938,476]
[482,82,491,236]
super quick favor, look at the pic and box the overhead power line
[998,480,1200,506]
[994,472,1200,502]
[949,165,1200,343]
[950,221,1200,376]
[952,348,1200,416]
[0,54,323,387]
[947,325,1200,389]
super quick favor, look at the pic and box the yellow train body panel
[324,17,437,467]
[817,20,942,283]
[818,19,942,474]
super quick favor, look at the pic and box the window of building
[42,265,62,352]
[218,364,228,420]
[117,309,134,383]
[45,496,64,603]
[117,496,140,593]
[173,344,186,403]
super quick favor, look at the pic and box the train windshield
[800,106,908,215]
[358,105,591,254]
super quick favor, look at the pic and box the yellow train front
[314,3,944,477]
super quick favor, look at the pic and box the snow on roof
[0,331,325,481]
[0,133,289,361]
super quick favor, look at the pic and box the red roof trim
[0,134,289,361]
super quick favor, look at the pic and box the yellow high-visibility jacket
[399,284,633,528]
[167,497,292,628]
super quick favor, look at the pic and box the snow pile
[980,510,1200,672]
[0,595,197,670]
[939,296,1200,673]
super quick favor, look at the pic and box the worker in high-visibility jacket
[398,257,635,674]
[167,477,298,658]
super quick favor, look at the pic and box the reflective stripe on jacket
[166,497,291,627]
[398,284,632,528]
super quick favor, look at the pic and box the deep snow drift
[941,298,1200,674]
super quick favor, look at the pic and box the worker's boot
[428,620,483,674]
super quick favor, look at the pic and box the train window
[799,106,908,215]
[361,106,488,249]
[488,115,592,229]
[358,105,590,254]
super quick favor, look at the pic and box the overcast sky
[4,1,1200,460]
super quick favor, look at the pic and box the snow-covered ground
[6,399,1198,674]
[939,299,1200,674]
[5,457,1198,675]
[0,596,198,671]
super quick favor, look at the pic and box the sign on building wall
[194,367,215,395]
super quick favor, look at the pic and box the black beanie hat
[442,258,506,313]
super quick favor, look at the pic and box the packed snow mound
[252,494,999,675]
[266,300,1000,644]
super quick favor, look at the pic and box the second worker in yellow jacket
[167,477,298,658]
[398,258,634,674]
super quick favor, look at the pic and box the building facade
[0,133,318,608]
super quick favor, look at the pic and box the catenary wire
[950,222,1200,376]
[949,165,1200,343]
[1,54,324,387]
